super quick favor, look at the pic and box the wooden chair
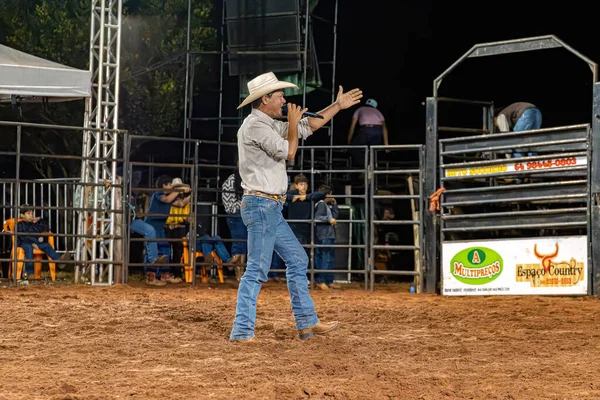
[3,218,57,281]
[181,239,224,284]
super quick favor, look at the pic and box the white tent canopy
[0,44,92,102]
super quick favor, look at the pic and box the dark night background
[185,0,598,175]
[192,1,597,152]
[328,1,595,146]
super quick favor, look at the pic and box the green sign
[450,247,503,285]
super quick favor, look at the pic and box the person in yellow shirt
[163,177,191,283]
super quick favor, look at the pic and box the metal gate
[423,35,600,295]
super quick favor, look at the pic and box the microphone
[281,104,324,119]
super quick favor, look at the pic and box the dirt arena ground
[0,279,599,400]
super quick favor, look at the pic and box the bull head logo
[534,243,559,273]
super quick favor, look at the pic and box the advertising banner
[444,156,586,178]
[442,236,587,295]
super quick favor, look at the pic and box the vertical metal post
[191,141,200,285]
[418,146,425,293]
[364,145,370,291]
[590,82,600,295]
[122,132,131,284]
[424,97,439,293]
[369,147,375,291]
[329,0,339,171]
[12,125,22,284]
[298,0,310,170]
[182,0,192,175]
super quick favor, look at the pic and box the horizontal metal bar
[370,270,419,276]
[442,221,585,232]
[373,169,421,175]
[373,220,420,225]
[443,194,586,207]
[434,97,494,106]
[128,134,199,144]
[373,195,420,199]
[440,124,588,144]
[372,245,420,250]
[370,144,423,150]
[438,126,490,135]
[129,161,194,168]
[441,138,587,156]
[443,181,587,205]
[0,120,121,133]
[443,207,587,220]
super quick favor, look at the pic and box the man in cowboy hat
[229,71,362,342]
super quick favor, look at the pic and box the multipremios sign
[450,247,503,285]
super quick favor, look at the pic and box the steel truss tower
[76,0,123,286]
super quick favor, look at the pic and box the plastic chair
[182,239,224,284]
[3,218,57,281]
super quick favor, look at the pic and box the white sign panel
[442,236,587,296]
[444,156,586,178]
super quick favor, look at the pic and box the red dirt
[0,281,599,400]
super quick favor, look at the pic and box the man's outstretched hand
[335,86,363,110]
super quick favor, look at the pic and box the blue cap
[365,98,378,108]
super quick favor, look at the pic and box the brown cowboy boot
[227,254,243,271]
[297,321,340,340]
[235,254,246,281]
[145,271,166,287]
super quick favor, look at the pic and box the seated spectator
[221,164,246,280]
[164,177,192,272]
[194,223,234,267]
[17,204,69,278]
[144,175,190,284]
[130,199,169,286]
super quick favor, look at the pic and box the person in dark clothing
[314,184,339,290]
[285,174,326,246]
[494,102,542,133]
[494,102,542,158]
[194,222,232,266]
[17,204,64,276]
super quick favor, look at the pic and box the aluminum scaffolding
[76,0,124,286]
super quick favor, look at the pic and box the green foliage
[0,0,217,178]
[0,0,90,178]
[120,0,217,137]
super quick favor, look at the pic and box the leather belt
[244,190,286,203]
[362,124,382,128]
[166,224,186,229]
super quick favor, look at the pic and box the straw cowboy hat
[171,177,190,189]
[237,72,298,109]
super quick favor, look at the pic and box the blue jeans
[229,196,319,341]
[269,251,284,279]
[513,108,542,132]
[130,219,160,263]
[21,242,60,274]
[315,238,335,285]
[197,234,231,262]
[226,212,247,255]
[513,108,542,157]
